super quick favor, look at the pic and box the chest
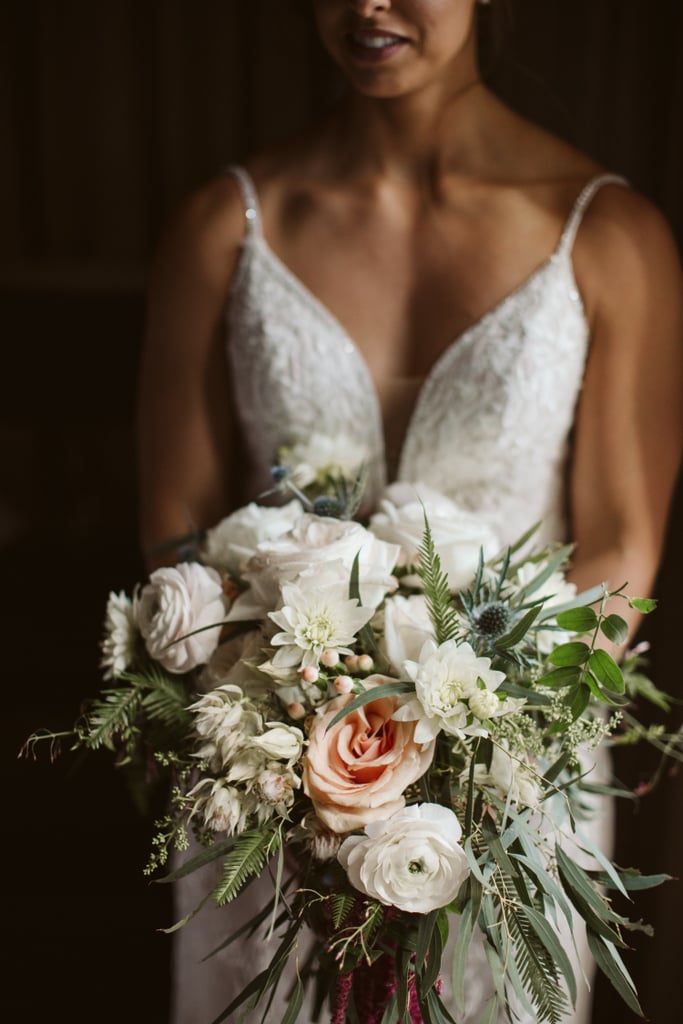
[264,190,566,385]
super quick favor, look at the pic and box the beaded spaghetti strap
[557,172,629,256]
[224,164,262,236]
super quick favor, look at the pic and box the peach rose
[302,675,434,834]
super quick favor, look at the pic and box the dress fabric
[170,166,627,1024]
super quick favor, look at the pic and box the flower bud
[300,665,319,684]
[344,654,359,673]
[288,702,307,720]
[357,654,374,673]
[321,649,340,668]
[334,675,354,695]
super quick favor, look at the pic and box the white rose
[137,562,228,673]
[516,562,578,654]
[369,482,499,592]
[201,500,303,576]
[380,593,435,673]
[338,803,470,913]
[230,514,399,619]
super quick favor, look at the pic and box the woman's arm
[137,176,246,570]
[570,186,683,641]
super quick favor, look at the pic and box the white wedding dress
[170,166,627,1024]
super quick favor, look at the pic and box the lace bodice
[225,167,626,547]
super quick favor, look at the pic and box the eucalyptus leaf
[586,932,643,1017]
[590,867,673,892]
[452,899,476,1012]
[280,978,304,1024]
[379,993,400,1024]
[479,996,502,1024]
[416,909,439,971]
[421,917,444,995]
[556,847,627,946]
[483,939,509,1007]
[158,836,237,882]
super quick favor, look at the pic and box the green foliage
[81,684,144,754]
[330,892,357,929]
[213,823,283,906]
[417,510,459,645]
[79,663,192,760]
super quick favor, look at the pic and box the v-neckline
[245,234,579,481]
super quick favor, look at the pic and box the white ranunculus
[369,482,499,592]
[380,593,435,673]
[201,500,304,576]
[100,590,139,679]
[229,515,399,620]
[516,561,578,653]
[278,434,368,488]
[468,744,541,809]
[395,638,509,743]
[338,803,470,913]
[137,562,228,673]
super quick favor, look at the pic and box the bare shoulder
[574,182,683,326]
[149,172,247,292]
[143,172,249,369]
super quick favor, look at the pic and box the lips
[346,28,410,64]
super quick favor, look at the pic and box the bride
[137,1,683,1021]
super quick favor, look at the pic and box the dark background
[4,2,682,1022]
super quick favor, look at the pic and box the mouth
[345,28,411,64]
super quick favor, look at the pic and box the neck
[328,61,493,185]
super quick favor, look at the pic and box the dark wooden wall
[4,2,682,1022]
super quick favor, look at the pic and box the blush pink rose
[302,675,434,834]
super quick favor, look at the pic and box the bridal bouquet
[25,445,681,1024]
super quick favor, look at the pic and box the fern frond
[496,873,569,1024]
[330,891,356,929]
[417,511,459,644]
[82,685,143,751]
[139,665,192,728]
[213,824,282,906]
